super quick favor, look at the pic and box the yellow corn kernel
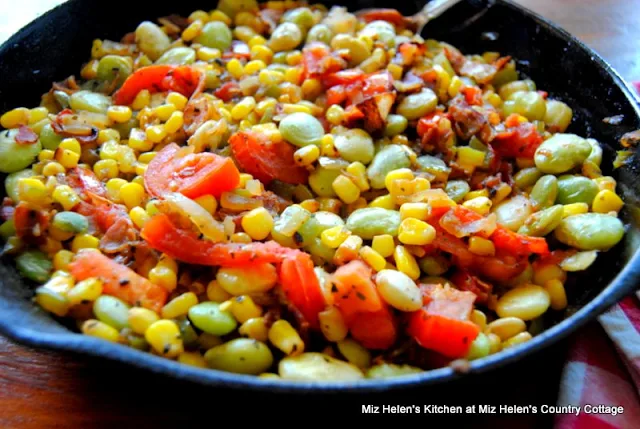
[105,178,127,203]
[250,44,273,63]
[491,183,512,204]
[359,246,387,272]
[399,202,429,221]
[248,34,267,48]
[464,189,489,201]
[91,160,118,181]
[372,234,395,258]
[293,145,320,167]
[486,317,526,340]
[67,278,103,306]
[230,295,262,323]
[182,19,203,41]
[456,146,486,168]
[448,76,463,98]
[386,62,403,80]
[268,319,304,356]
[206,280,232,302]
[190,195,216,215]
[321,226,351,249]
[325,105,344,126]
[18,178,48,206]
[468,236,496,256]
[332,175,360,204]
[284,67,302,84]
[98,128,120,144]
[137,152,157,164]
[281,103,312,115]
[99,140,120,160]
[209,9,231,24]
[318,306,348,342]
[317,197,342,214]
[298,199,319,213]
[592,189,624,214]
[71,234,100,252]
[345,162,369,192]
[39,236,63,255]
[55,148,80,169]
[463,196,492,215]
[164,111,184,135]
[82,319,120,342]
[119,182,145,209]
[392,134,409,146]
[260,70,286,87]
[0,107,29,128]
[398,218,436,246]
[53,250,74,271]
[244,59,267,75]
[470,309,487,330]
[42,162,65,177]
[533,264,566,286]
[239,317,269,342]
[226,58,244,79]
[502,331,533,349]
[154,103,176,122]
[286,50,303,66]
[316,134,335,158]
[562,202,589,218]
[369,194,396,210]
[301,78,322,100]
[231,96,256,121]
[385,168,414,192]
[107,105,132,123]
[127,206,149,229]
[161,292,199,319]
[594,176,616,192]
[230,232,252,243]
[196,45,221,61]
[145,125,167,143]
[189,9,209,22]
[145,200,160,217]
[486,332,502,354]
[145,319,183,357]
[148,265,178,292]
[38,150,55,162]
[241,207,274,241]
[394,245,420,280]
[35,285,69,317]
[333,235,363,265]
[178,351,207,368]
[161,93,187,112]
[544,279,568,311]
[29,107,48,125]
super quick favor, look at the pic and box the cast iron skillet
[0,0,639,393]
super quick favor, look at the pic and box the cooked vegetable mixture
[0,1,627,381]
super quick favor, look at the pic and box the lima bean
[306,24,333,45]
[544,100,573,132]
[556,175,599,205]
[554,213,625,250]
[15,250,52,283]
[534,133,592,174]
[366,144,412,189]
[365,363,423,379]
[330,34,370,66]
[279,112,324,147]
[69,90,111,114]
[282,8,316,32]
[297,211,344,246]
[333,129,374,164]
[93,295,130,330]
[5,169,35,202]
[194,21,233,51]
[513,167,542,190]
[465,332,491,360]
[498,79,536,100]
[269,23,303,52]
[278,352,364,381]
[97,55,132,85]
[0,130,42,174]
[384,114,408,137]
[445,180,471,203]
[308,167,341,197]
[416,155,450,183]
[39,123,63,150]
[135,21,171,61]
[530,175,558,209]
[517,205,564,237]
[205,338,273,375]
[493,195,533,232]
[502,91,546,121]
[345,208,401,239]
[52,212,89,234]
[188,302,237,336]
[155,47,196,65]
[396,89,438,120]
[359,20,396,49]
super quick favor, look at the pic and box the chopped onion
[440,210,497,238]
[159,192,225,242]
[560,250,598,272]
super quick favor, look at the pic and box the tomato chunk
[113,65,202,106]
[349,304,397,349]
[331,260,382,321]
[144,143,240,199]
[490,121,543,159]
[69,250,168,313]
[280,254,326,329]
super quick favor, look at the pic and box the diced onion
[160,192,225,242]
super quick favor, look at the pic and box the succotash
[0,1,627,381]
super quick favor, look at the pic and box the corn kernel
[131,90,151,110]
[163,94,188,114]
[448,76,463,98]
[284,67,302,84]
[387,63,403,80]
[319,134,337,157]
[53,250,74,271]
[178,351,207,368]
[241,207,274,241]
[320,226,351,249]
[562,202,589,218]
[385,168,414,192]
[128,207,149,229]
[154,103,176,122]
[105,178,127,203]
[67,278,103,306]
[318,307,348,342]
[71,234,100,252]
[42,162,65,177]
[369,194,396,210]
[594,176,616,192]
[333,235,363,265]
[544,279,568,311]
[59,139,80,155]
[286,51,303,66]
[231,96,256,121]
[209,9,231,24]
[470,309,487,330]
[100,140,120,160]
[247,34,267,47]
[231,232,252,243]
[491,183,512,204]
[137,152,157,164]
[91,159,117,181]
[29,107,49,125]
[127,307,160,336]
[592,189,624,213]
[162,292,199,319]
[293,145,320,167]
[251,44,273,63]
[533,264,566,286]
[145,125,167,143]
[317,197,342,214]
[371,234,395,258]
[226,58,244,79]
[243,59,267,75]
[164,111,184,134]
[55,148,80,169]
[107,105,132,123]
[18,178,49,206]
[298,199,318,213]
[394,245,420,280]
[399,202,429,220]
[398,218,436,246]
[468,236,496,256]
[359,246,387,272]
[239,317,268,342]
[463,196,492,215]
[344,162,369,192]
[206,280,232,302]
[182,19,203,41]
[98,128,120,143]
[149,265,178,292]
[464,189,489,201]
[145,319,183,357]
[189,10,209,23]
[268,319,304,356]
[258,69,284,86]
[1,107,29,128]
[37,149,54,162]
[301,78,323,100]
[230,295,262,323]
[82,319,119,342]
[332,175,361,204]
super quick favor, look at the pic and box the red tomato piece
[113,65,202,106]
[349,304,397,349]
[280,253,326,329]
[331,260,382,321]
[491,121,543,159]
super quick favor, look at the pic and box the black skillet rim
[0,0,639,393]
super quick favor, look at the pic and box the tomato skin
[407,310,479,359]
[331,260,382,322]
[280,254,325,330]
[301,42,345,81]
[214,81,241,102]
[144,143,240,199]
[491,121,543,159]
[349,304,397,349]
[113,65,202,106]
[356,8,408,27]
[229,130,308,185]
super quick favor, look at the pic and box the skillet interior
[0,0,639,393]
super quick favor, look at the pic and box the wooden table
[1,1,640,428]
